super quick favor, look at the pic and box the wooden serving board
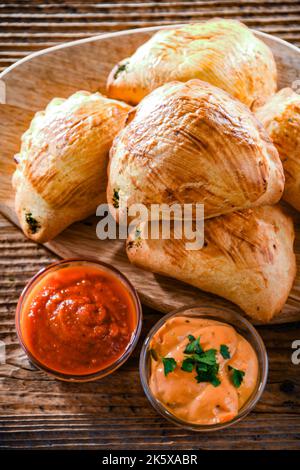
[1,25,300,325]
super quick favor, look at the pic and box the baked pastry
[12,91,131,243]
[126,206,296,323]
[256,88,300,212]
[107,19,277,109]
[107,80,284,222]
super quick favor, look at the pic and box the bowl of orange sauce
[16,258,142,381]
[140,304,268,431]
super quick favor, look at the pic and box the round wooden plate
[0,25,300,324]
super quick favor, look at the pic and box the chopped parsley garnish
[195,362,221,387]
[210,375,222,388]
[152,336,234,389]
[162,357,177,376]
[112,188,120,208]
[113,62,128,80]
[228,365,245,388]
[182,335,220,386]
[191,349,217,366]
[184,335,203,354]
[25,212,40,234]
[194,353,220,387]
[220,344,231,359]
[195,363,208,372]
[181,357,194,372]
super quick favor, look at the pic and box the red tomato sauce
[20,265,137,375]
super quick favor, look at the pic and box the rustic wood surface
[2,24,300,325]
[0,0,300,450]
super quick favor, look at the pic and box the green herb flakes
[182,335,220,387]
[113,62,128,80]
[162,357,177,376]
[220,344,231,359]
[228,365,245,388]
[112,188,120,208]
[158,334,235,389]
[25,212,40,234]
[184,335,203,354]
[192,349,217,366]
[181,357,194,372]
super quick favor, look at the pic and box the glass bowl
[139,304,268,431]
[16,258,142,382]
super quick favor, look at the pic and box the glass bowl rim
[15,257,143,382]
[139,303,268,432]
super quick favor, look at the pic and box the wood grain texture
[0,0,300,451]
[1,24,300,324]
[0,212,300,450]
[0,215,299,450]
[0,0,300,74]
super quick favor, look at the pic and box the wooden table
[1,0,300,450]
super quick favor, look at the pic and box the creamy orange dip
[149,316,259,425]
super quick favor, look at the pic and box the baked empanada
[126,206,296,323]
[107,19,277,109]
[107,80,284,221]
[256,88,300,212]
[13,91,131,242]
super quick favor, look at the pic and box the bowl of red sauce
[16,258,142,381]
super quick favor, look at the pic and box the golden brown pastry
[256,88,300,212]
[107,80,284,221]
[126,206,296,323]
[13,91,131,243]
[107,19,277,109]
